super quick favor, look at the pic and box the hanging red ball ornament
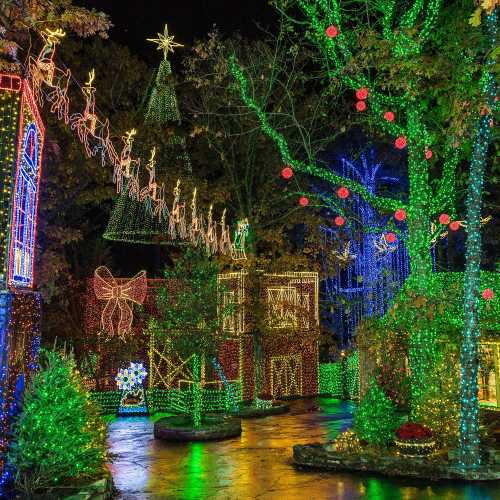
[334,216,345,227]
[384,111,395,122]
[281,166,293,179]
[356,100,367,112]
[394,209,407,221]
[425,149,433,159]
[482,288,494,300]
[449,221,460,231]
[326,25,339,38]
[356,87,369,100]
[299,196,309,207]
[337,186,350,199]
[385,232,397,243]
[438,213,450,225]
[395,136,407,149]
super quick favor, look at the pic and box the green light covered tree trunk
[459,8,497,470]
[192,353,202,429]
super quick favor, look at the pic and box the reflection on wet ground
[108,397,499,499]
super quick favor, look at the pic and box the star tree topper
[147,24,183,59]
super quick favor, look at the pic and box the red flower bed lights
[395,423,435,457]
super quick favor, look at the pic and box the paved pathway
[108,397,499,499]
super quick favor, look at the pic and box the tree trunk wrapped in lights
[459,8,497,470]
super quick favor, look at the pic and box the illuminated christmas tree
[104,24,190,244]
[103,183,170,244]
[8,350,107,496]
[354,379,399,446]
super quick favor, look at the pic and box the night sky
[76,1,276,62]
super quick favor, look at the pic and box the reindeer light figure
[69,69,102,157]
[219,209,233,256]
[204,205,218,255]
[168,180,187,240]
[29,28,65,99]
[29,28,71,122]
[189,188,204,246]
[113,129,140,194]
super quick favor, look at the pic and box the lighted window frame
[8,82,44,289]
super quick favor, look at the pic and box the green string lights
[229,0,463,290]
[459,8,498,470]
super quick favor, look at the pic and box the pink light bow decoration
[94,266,147,339]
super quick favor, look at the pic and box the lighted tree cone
[145,59,181,125]
[459,8,498,470]
[103,184,171,244]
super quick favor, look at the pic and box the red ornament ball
[281,166,293,179]
[438,213,450,225]
[425,149,433,159]
[449,221,460,231]
[482,288,494,300]
[395,136,407,149]
[325,25,339,38]
[384,111,395,122]
[394,209,407,221]
[299,196,309,207]
[337,186,350,199]
[385,232,397,244]
[356,100,367,112]
[334,216,345,227]
[356,87,369,100]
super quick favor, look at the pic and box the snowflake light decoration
[129,362,147,385]
[115,368,136,391]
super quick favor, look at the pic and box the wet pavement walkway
[107,397,499,499]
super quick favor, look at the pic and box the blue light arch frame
[8,82,44,289]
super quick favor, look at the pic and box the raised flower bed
[394,423,435,457]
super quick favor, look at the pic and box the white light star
[147,24,183,59]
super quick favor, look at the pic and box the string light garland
[299,196,309,206]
